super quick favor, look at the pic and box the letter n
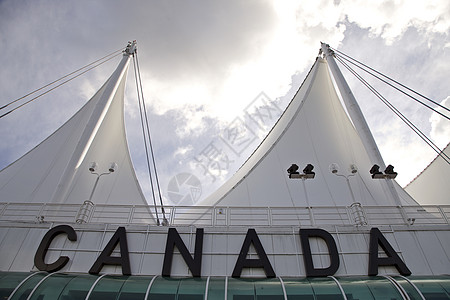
[368,227,411,276]
[89,227,131,275]
[34,225,77,272]
[162,228,204,277]
[232,229,275,278]
[300,228,340,277]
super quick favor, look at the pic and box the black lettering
[232,229,275,278]
[89,227,131,275]
[368,227,411,276]
[300,228,340,277]
[162,228,204,277]
[34,225,77,272]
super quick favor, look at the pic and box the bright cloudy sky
[0,0,449,205]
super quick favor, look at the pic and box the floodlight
[369,164,380,174]
[369,164,383,178]
[350,164,358,174]
[329,163,339,174]
[303,164,315,175]
[287,164,299,175]
[88,162,98,173]
[384,164,397,178]
[287,163,315,179]
[370,164,397,179]
[109,162,118,173]
[384,165,395,174]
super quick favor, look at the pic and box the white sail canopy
[198,57,418,207]
[0,48,147,207]
[405,142,450,205]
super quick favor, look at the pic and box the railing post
[398,206,410,225]
[437,206,449,224]
[308,207,315,226]
[268,207,273,226]
[88,204,96,223]
[169,206,175,226]
[37,203,46,220]
[127,205,135,224]
[0,202,8,218]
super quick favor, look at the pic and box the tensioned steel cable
[0,51,123,119]
[336,54,450,164]
[335,52,450,121]
[335,55,450,164]
[0,47,123,112]
[132,54,161,226]
[135,51,168,224]
[330,46,450,118]
[337,53,450,122]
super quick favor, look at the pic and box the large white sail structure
[0,42,148,207]
[198,47,417,208]
[405,142,450,205]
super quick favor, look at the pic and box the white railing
[0,202,449,227]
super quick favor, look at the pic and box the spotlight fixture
[349,164,358,174]
[330,163,358,175]
[330,163,358,203]
[109,162,118,173]
[287,164,299,176]
[329,163,339,174]
[288,163,315,179]
[88,162,98,173]
[370,164,397,179]
[303,164,315,175]
[384,165,397,178]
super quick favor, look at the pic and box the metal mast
[50,41,136,204]
[321,43,406,213]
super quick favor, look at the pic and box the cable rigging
[330,46,450,120]
[0,48,124,119]
[331,48,450,165]
[132,49,168,226]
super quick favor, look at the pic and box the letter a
[368,227,411,276]
[232,229,275,278]
[89,227,131,275]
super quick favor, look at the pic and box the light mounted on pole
[76,162,118,224]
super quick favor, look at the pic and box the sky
[0,0,449,206]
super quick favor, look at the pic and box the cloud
[430,96,450,148]
[340,0,450,44]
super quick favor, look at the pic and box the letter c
[34,225,77,272]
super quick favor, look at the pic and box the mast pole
[50,41,136,204]
[321,43,385,167]
[321,43,408,217]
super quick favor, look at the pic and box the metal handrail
[0,202,449,227]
